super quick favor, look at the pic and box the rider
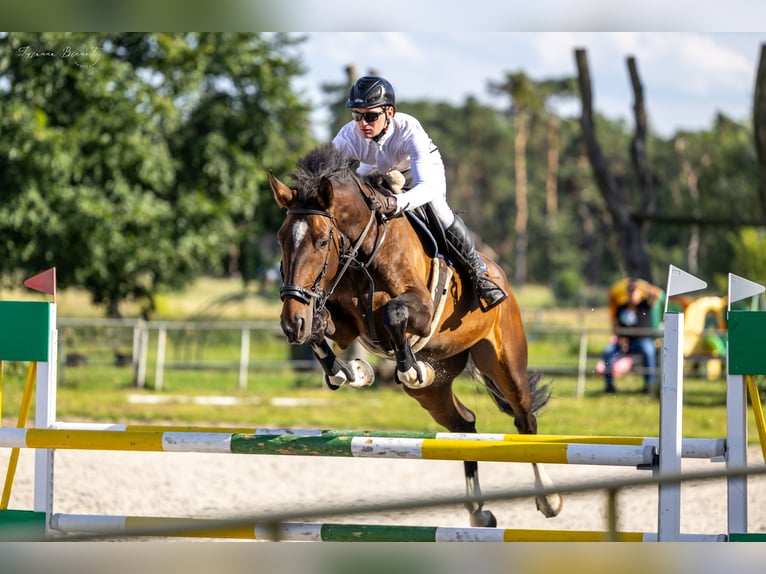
[331,75,508,311]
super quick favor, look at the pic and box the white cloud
[297,32,764,139]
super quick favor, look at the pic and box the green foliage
[730,228,766,282]
[0,32,313,315]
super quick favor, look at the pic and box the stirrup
[475,276,507,312]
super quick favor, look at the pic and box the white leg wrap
[532,463,563,518]
[400,361,435,389]
[324,371,348,389]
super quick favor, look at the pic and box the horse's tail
[479,369,551,417]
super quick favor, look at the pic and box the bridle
[278,208,339,307]
[279,177,388,327]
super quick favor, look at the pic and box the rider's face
[351,106,389,139]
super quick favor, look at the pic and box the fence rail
[56,317,726,394]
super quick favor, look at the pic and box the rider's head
[346,75,395,140]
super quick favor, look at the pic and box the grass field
[0,277,762,444]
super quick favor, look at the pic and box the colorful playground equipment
[599,278,729,381]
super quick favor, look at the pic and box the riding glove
[368,194,399,217]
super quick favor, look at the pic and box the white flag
[666,265,707,297]
[728,273,765,305]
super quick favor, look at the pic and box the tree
[754,44,766,216]
[574,48,655,282]
[489,71,578,288]
[0,32,312,315]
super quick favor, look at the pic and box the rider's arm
[386,119,445,214]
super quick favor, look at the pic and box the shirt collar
[371,115,395,145]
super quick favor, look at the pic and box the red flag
[23,267,56,301]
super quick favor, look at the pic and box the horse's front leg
[382,294,435,389]
[310,337,374,390]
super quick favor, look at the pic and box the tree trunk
[513,111,529,287]
[546,115,560,216]
[574,48,654,282]
[674,138,702,275]
[754,44,766,217]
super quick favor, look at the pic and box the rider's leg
[445,215,508,311]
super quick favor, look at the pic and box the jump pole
[657,266,707,541]
[49,422,726,459]
[0,429,657,466]
[47,513,724,542]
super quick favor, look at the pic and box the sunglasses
[351,110,386,123]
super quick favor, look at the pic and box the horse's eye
[318,237,330,250]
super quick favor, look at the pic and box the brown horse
[269,144,562,526]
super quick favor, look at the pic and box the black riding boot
[445,216,508,311]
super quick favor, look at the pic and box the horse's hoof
[400,361,435,389]
[470,509,497,528]
[346,359,375,388]
[323,374,345,391]
[535,493,564,518]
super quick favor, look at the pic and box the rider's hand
[368,193,399,218]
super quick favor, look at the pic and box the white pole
[658,311,684,541]
[33,303,57,536]
[724,273,763,534]
[726,369,748,534]
[656,265,707,542]
[154,325,167,392]
[238,327,250,390]
[135,320,148,388]
[576,332,588,398]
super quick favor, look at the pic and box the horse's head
[270,170,341,344]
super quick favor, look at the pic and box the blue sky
[293,32,765,141]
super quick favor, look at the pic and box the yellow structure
[682,296,727,380]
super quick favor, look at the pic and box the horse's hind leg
[471,339,564,519]
[532,460,560,518]
[403,353,497,527]
[462,460,497,527]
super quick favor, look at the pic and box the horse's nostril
[282,314,309,344]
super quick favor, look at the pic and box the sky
[293,32,765,141]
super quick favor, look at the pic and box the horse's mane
[290,144,356,201]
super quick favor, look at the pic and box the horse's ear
[317,177,334,210]
[269,171,297,208]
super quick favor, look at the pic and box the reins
[280,175,389,339]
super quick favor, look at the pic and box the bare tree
[574,48,654,281]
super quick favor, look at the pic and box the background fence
[57,316,727,395]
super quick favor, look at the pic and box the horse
[269,143,562,526]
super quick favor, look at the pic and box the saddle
[362,171,448,260]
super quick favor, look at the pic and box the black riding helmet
[346,76,396,110]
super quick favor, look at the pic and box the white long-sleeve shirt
[332,112,454,227]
